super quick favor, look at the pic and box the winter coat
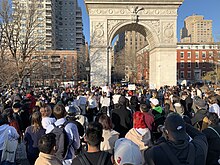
[34,152,62,165]
[143,124,208,165]
[125,128,152,151]
[203,125,220,165]
[112,105,132,138]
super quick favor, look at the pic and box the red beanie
[133,111,146,128]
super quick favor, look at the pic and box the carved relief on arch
[162,22,174,43]
[107,19,127,39]
[141,20,160,37]
[91,22,106,46]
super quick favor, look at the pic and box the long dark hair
[0,114,9,126]
[31,111,43,133]
[98,114,112,130]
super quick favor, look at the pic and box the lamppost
[85,60,90,88]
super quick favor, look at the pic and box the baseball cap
[114,138,142,165]
[65,105,81,116]
[164,113,189,141]
[149,98,159,106]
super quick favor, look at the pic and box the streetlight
[85,60,90,88]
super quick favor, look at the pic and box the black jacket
[203,125,220,165]
[143,124,208,165]
[180,96,193,117]
[111,105,132,138]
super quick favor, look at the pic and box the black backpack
[51,121,72,160]
[78,152,108,165]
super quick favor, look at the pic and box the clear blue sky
[78,0,220,44]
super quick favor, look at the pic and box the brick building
[30,50,78,87]
[177,43,220,84]
[136,46,149,85]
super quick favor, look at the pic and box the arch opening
[109,23,151,84]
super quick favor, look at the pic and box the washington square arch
[84,0,184,88]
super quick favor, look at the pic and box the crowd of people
[0,83,220,165]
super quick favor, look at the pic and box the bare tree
[202,43,220,84]
[0,0,46,87]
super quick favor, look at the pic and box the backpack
[78,152,108,165]
[51,121,72,160]
[160,142,195,165]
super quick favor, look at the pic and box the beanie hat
[133,111,146,128]
[193,96,207,109]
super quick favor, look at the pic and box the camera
[157,125,165,133]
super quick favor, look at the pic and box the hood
[103,129,120,137]
[110,130,120,136]
[153,106,163,114]
[167,140,189,150]
[0,124,9,133]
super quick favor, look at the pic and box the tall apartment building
[180,15,214,43]
[113,31,148,82]
[12,0,52,50]
[52,0,84,50]
[13,0,84,51]
[124,31,148,82]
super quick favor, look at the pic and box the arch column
[89,18,112,87]
[149,47,177,89]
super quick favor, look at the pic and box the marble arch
[84,0,184,88]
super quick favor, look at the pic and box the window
[43,56,48,59]
[209,51,213,58]
[202,52,206,58]
[187,71,191,79]
[180,52,184,59]
[195,61,199,68]
[180,62,184,68]
[209,60,214,68]
[187,62,191,68]
[202,60,206,68]
[187,52,191,59]
[180,71,184,79]
[195,51,199,59]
